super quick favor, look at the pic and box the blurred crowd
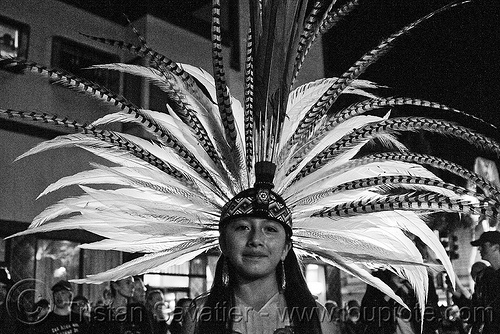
[0,272,191,334]
[0,231,499,334]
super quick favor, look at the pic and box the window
[51,36,120,92]
[144,255,208,300]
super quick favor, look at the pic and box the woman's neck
[233,275,280,311]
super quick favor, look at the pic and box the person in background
[34,298,51,322]
[361,270,418,334]
[470,260,490,284]
[38,280,88,334]
[131,276,147,305]
[145,289,168,334]
[90,276,152,334]
[469,231,500,334]
[441,304,466,334]
[71,295,91,323]
[102,286,113,306]
[169,297,192,334]
[128,276,151,331]
[451,260,489,317]
[341,300,363,334]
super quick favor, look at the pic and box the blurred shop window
[306,263,327,304]
[35,239,80,289]
[144,255,208,301]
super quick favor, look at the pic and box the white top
[231,292,291,334]
[182,292,339,334]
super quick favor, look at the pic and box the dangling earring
[281,260,286,291]
[222,257,229,287]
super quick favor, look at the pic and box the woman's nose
[248,228,264,246]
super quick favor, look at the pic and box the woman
[361,270,419,334]
[145,289,169,334]
[169,298,192,334]
[183,185,336,334]
[3,0,484,332]
[91,276,153,334]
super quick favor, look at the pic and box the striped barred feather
[312,193,498,219]
[320,0,361,34]
[2,1,499,318]
[88,63,227,170]
[78,32,201,97]
[291,1,324,87]
[294,117,500,182]
[292,0,361,86]
[212,0,237,147]
[244,27,255,171]
[280,1,469,156]
[291,175,491,208]
[293,96,495,164]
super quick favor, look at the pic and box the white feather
[71,238,218,284]
[295,245,409,308]
[281,78,381,148]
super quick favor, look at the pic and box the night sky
[322,0,500,170]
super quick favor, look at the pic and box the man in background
[38,280,88,334]
[470,231,500,334]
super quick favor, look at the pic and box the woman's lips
[242,252,267,258]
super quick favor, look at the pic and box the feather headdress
[1,0,499,316]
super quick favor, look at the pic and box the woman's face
[113,277,135,298]
[220,217,291,282]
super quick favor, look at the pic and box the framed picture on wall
[0,15,29,59]
[0,15,30,73]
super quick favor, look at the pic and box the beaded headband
[220,162,292,235]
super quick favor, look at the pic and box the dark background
[322,0,500,171]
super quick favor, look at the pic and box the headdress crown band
[220,162,292,234]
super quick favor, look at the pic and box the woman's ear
[281,241,292,261]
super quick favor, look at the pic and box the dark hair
[146,289,163,302]
[172,297,193,322]
[72,295,89,304]
[195,249,322,334]
[109,282,117,298]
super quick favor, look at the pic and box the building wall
[0,0,125,223]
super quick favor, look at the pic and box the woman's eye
[265,226,278,233]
